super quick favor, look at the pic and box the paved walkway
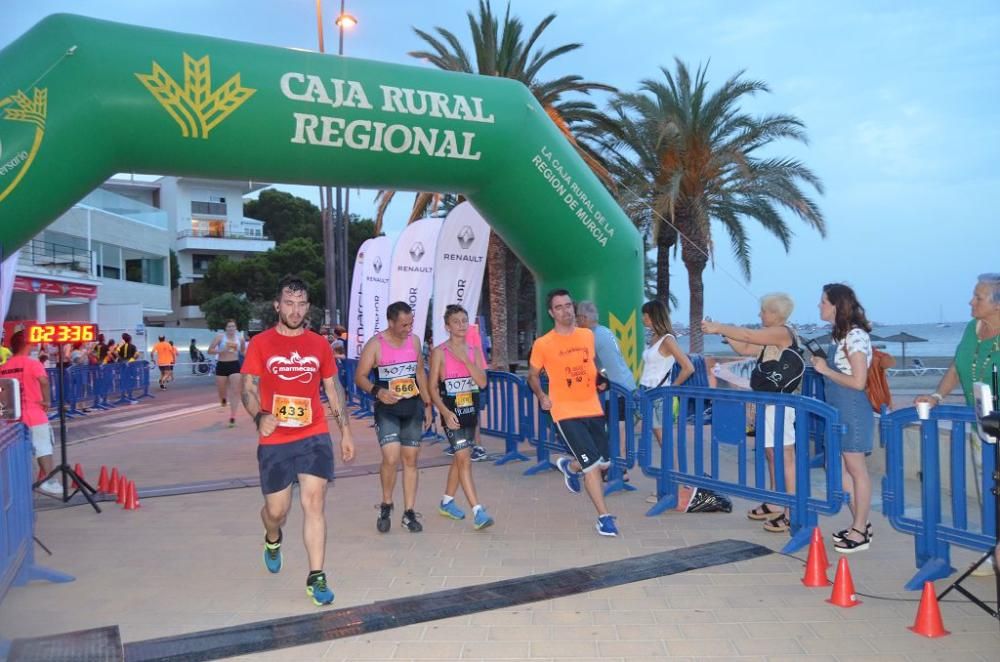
[1,384,998,661]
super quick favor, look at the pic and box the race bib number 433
[273,395,312,428]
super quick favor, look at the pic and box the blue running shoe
[443,445,456,457]
[263,531,282,573]
[306,571,335,606]
[438,499,466,520]
[473,507,495,530]
[596,514,619,537]
[556,457,581,494]
[470,445,488,462]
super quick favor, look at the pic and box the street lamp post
[335,2,357,326]
[314,0,336,326]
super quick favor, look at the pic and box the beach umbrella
[880,331,927,367]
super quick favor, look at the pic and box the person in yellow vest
[116,333,138,362]
[0,342,11,365]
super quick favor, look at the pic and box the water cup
[916,401,931,420]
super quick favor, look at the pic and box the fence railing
[881,404,997,590]
[45,361,154,418]
[0,423,73,611]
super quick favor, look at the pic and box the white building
[6,176,274,343]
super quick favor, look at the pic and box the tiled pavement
[1,391,998,661]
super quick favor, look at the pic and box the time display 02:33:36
[27,323,98,344]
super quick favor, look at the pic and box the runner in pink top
[0,330,60,495]
[355,301,433,534]
[429,304,494,529]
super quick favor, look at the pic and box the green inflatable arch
[0,14,643,370]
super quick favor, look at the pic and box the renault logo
[373,257,383,273]
[457,225,475,250]
[409,242,425,262]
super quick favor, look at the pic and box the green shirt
[954,319,1000,406]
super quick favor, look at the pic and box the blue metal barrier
[481,370,529,465]
[800,366,828,467]
[127,361,154,400]
[520,374,566,476]
[639,385,845,553]
[339,358,373,419]
[880,405,997,590]
[0,423,74,615]
[602,381,638,496]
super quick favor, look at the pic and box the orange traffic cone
[827,557,861,607]
[72,463,84,489]
[97,466,110,493]
[108,467,120,495]
[124,481,140,511]
[116,474,128,505]
[802,527,832,587]
[908,581,950,637]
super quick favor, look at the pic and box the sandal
[833,527,870,553]
[762,513,790,533]
[832,521,873,543]
[747,503,780,521]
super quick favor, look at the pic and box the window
[122,249,165,285]
[180,282,206,306]
[191,201,227,216]
[98,243,121,279]
[192,254,216,275]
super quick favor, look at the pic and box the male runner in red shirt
[241,275,355,606]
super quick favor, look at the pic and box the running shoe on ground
[596,514,619,537]
[556,457,581,494]
[376,502,393,533]
[473,507,495,530]
[37,479,62,496]
[306,571,334,606]
[442,445,456,457]
[228,417,235,428]
[438,499,465,520]
[470,445,488,461]
[401,509,423,532]
[263,530,282,573]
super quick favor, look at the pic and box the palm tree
[599,59,826,351]
[378,0,614,368]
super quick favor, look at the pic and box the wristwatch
[254,411,266,429]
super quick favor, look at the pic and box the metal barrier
[602,381,638,496]
[0,423,73,613]
[339,358,373,419]
[42,361,156,414]
[481,370,530,465]
[881,404,997,590]
[639,385,845,553]
[799,366,828,467]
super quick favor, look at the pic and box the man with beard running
[528,289,619,537]
[240,275,355,606]
[355,302,433,533]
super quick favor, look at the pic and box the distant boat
[937,305,950,328]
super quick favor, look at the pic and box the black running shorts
[554,416,611,473]
[256,433,335,495]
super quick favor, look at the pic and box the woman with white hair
[702,293,801,533]
[916,273,1000,410]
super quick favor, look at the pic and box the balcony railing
[78,188,168,230]
[177,229,272,241]
[17,239,94,275]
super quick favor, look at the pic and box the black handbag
[749,329,804,393]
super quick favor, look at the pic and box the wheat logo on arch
[136,53,256,139]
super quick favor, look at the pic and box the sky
[3,0,998,325]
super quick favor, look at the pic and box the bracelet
[930,392,944,402]
[254,412,266,429]
[370,384,382,397]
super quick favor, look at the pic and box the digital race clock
[27,322,98,344]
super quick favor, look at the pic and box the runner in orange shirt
[527,289,619,537]
[151,335,175,390]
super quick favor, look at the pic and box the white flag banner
[432,202,491,347]
[389,217,442,345]
[346,239,369,359]
[1,249,20,326]
[360,235,395,346]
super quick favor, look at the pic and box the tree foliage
[201,293,252,332]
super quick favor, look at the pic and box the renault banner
[360,235,395,345]
[432,202,490,347]
[346,239,369,359]
[388,217,441,344]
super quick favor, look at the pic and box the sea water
[691,322,968,358]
